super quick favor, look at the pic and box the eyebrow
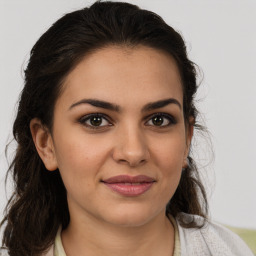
[69,98,181,112]
[142,98,182,112]
[69,99,120,112]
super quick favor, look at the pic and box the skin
[31,45,193,256]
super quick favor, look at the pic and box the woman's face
[44,46,192,227]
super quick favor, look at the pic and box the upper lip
[102,175,156,184]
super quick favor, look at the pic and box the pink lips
[102,175,155,197]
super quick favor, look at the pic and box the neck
[61,210,174,256]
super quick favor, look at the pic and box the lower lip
[104,182,154,197]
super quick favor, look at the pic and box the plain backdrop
[0,0,256,234]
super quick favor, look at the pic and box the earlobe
[30,118,58,171]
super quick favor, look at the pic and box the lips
[103,175,155,184]
[102,175,155,197]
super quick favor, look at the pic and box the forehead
[59,45,183,109]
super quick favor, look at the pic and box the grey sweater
[177,213,254,255]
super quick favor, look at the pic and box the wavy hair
[1,1,208,255]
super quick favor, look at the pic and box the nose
[112,126,150,167]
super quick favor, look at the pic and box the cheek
[54,130,110,168]
[150,133,186,197]
[52,133,109,191]
[152,134,186,171]
[54,142,99,204]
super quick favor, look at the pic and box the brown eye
[146,113,176,127]
[152,116,164,126]
[90,116,103,126]
[79,114,112,129]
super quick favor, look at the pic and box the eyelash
[78,112,176,130]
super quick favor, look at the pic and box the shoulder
[176,213,254,256]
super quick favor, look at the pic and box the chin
[103,206,163,228]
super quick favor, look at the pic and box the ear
[182,117,194,168]
[30,118,58,171]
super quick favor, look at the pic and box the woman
[0,1,253,256]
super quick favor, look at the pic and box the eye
[79,113,112,129]
[145,113,176,127]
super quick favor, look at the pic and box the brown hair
[1,1,208,255]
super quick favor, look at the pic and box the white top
[51,213,254,256]
[53,215,181,256]
[0,213,254,256]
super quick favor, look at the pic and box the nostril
[112,135,150,167]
